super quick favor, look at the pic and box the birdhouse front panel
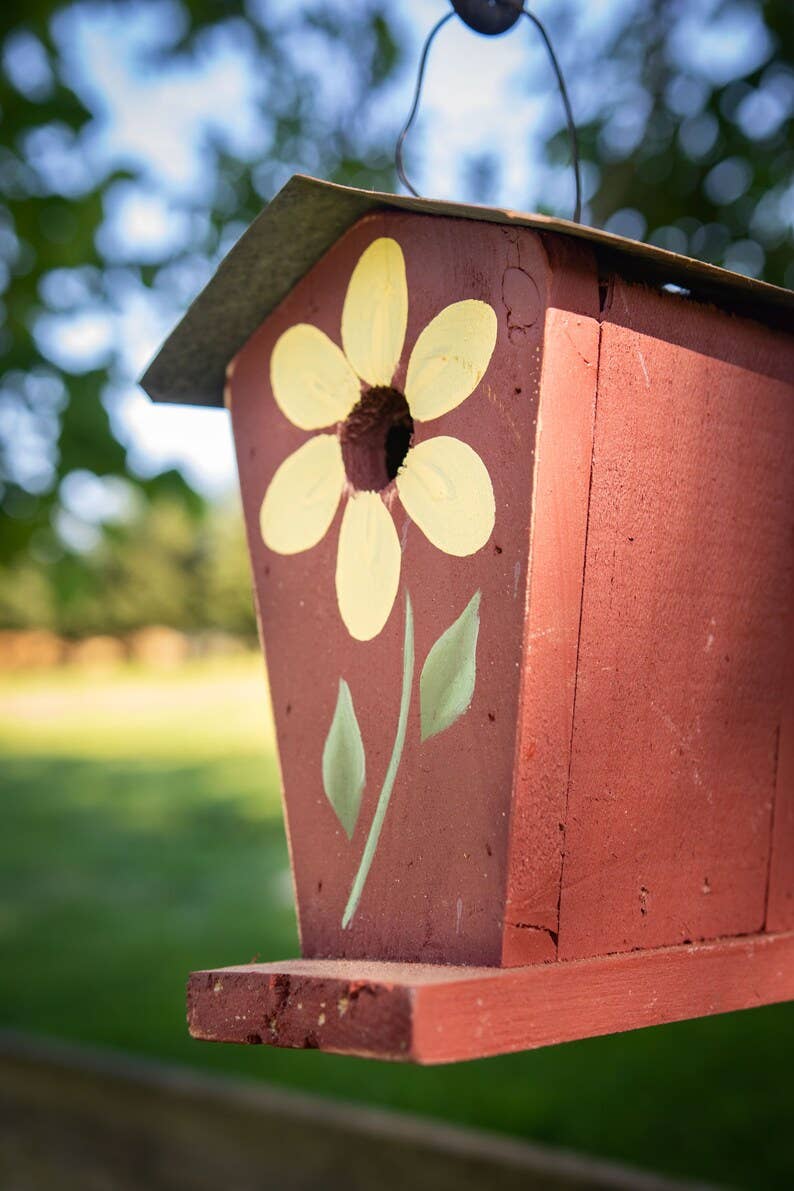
[227,211,597,966]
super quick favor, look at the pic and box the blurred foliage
[0,492,257,635]
[0,0,404,576]
[0,0,791,635]
[552,0,794,283]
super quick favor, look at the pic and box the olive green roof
[140,173,793,409]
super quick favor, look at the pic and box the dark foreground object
[188,931,794,1063]
[0,1031,713,1191]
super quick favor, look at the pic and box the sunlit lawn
[1,657,792,1189]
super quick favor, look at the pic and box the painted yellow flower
[260,237,497,641]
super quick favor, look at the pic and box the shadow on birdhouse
[141,175,794,1064]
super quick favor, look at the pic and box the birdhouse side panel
[558,280,794,960]
[766,589,794,932]
[229,212,566,965]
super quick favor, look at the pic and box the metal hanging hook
[395,0,582,224]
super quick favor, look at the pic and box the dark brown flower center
[340,386,414,493]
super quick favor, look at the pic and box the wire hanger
[395,0,582,224]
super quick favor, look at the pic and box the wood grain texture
[559,281,794,961]
[767,579,794,930]
[503,298,599,965]
[229,214,595,967]
[187,930,794,1064]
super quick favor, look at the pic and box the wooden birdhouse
[142,175,794,1063]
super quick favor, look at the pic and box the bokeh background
[1,1,793,1187]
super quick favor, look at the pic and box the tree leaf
[420,591,481,742]
[322,679,366,839]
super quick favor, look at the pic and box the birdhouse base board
[187,930,794,1064]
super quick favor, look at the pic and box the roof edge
[140,173,793,409]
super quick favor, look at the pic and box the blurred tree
[201,499,259,638]
[0,0,404,569]
[0,0,791,638]
[0,491,257,637]
[77,496,207,636]
[0,553,55,629]
[541,0,793,284]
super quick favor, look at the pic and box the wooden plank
[558,281,794,961]
[503,292,599,965]
[187,930,794,1065]
[0,1032,702,1191]
[767,580,794,930]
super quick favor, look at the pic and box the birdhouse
[142,175,794,1063]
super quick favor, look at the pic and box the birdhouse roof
[140,173,794,409]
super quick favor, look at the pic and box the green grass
[1,658,792,1189]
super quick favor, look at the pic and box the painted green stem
[342,590,414,930]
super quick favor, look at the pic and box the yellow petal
[396,436,494,557]
[335,491,401,641]
[404,300,497,422]
[341,237,408,387]
[260,435,344,555]
[270,324,360,430]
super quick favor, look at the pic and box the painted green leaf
[322,679,366,839]
[420,590,481,742]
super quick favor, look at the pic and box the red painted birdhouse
[142,175,794,1063]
